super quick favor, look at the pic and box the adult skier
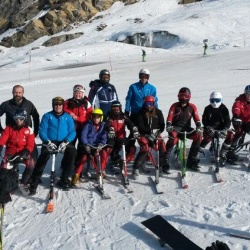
[88,69,119,120]
[165,87,202,171]
[200,91,232,160]
[220,85,250,163]
[125,68,158,160]
[29,97,77,194]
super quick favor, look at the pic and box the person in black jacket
[0,85,40,164]
[132,96,167,178]
[88,69,119,120]
[200,91,232,159]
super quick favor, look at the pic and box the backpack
[0,167,19,204]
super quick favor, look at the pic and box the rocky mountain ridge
[0,0,200,48]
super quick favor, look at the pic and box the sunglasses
[140,75,149,79]
[210,98,221,103]
[144,101,154,107]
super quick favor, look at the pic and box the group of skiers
[0,68,249,201]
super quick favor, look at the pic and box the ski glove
[218,129,227,139]
[205,240,230,250]
[84,145,91,154]
[19,149,29,160]
[45,141,57,152]
[108,127,116,139]
[166,122,173,133]
[147,134,156,143]
[58,140,69,153]
[207,126,215,137]
[232,117,242,126]
[133,127,140,139]
[196,122,203,135]
[97,143,105,152]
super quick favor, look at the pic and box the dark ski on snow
[141,215,202,250]
[93,184,111,199]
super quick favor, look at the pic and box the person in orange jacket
[0,108,35,196]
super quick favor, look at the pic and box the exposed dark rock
[42,32,83,47]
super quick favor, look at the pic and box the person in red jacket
[64,84,92,162]
[105,101,139,167]
[220,85,250,163]
[165,87,202,171]
[0,108,35,196]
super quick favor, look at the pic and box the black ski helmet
[111,101,122,116]
[13,108,27,122]
[178,87,191,104]
[99,69,110,84]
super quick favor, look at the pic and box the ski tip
[46,202,54,213]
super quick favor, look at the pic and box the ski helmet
[111,101,122,116]
[209,91,222,108]
[139,68,150,79]
[13,108,27,122]
[52,96,64,106]
[92,108,103,122]
[73,84,85,93]
[143,96,155,111]
[178,87,191,104]
[99,69,110,83]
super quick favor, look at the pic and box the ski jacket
[105,112,135,138]
[39,111,76,143]
[0,125,34,155]
[125,81,158,114]
[80,120,107,146]
[64,97,92,130]
[167,102,201,129]
[88,80,118,115]
[0,97,40,136]
[232,94,250,123]
[202,104,231,130]
[135,107,165,135]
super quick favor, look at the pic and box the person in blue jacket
[88,69,119,120]
[125,68,158,160]
[71,108,109,186]
[29,97,77,194]
[125,68,158,123]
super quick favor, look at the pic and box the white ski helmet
[209,91,222,108]
[139,68,150,79]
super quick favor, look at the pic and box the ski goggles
[144,101,154,107]
[140,74,149,79]
[178,93,191,100]
[73,85,85,93]
[13,115,25,121]
[210,98,221,103]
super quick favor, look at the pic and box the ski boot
[187,157,201,171]
[71,173,80,187]
[57,177,71,191]
[132,168,140,180]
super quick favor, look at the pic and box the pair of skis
[94,141,134,198]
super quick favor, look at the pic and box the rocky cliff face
[0,0,139,48]
[0,0,200,48]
